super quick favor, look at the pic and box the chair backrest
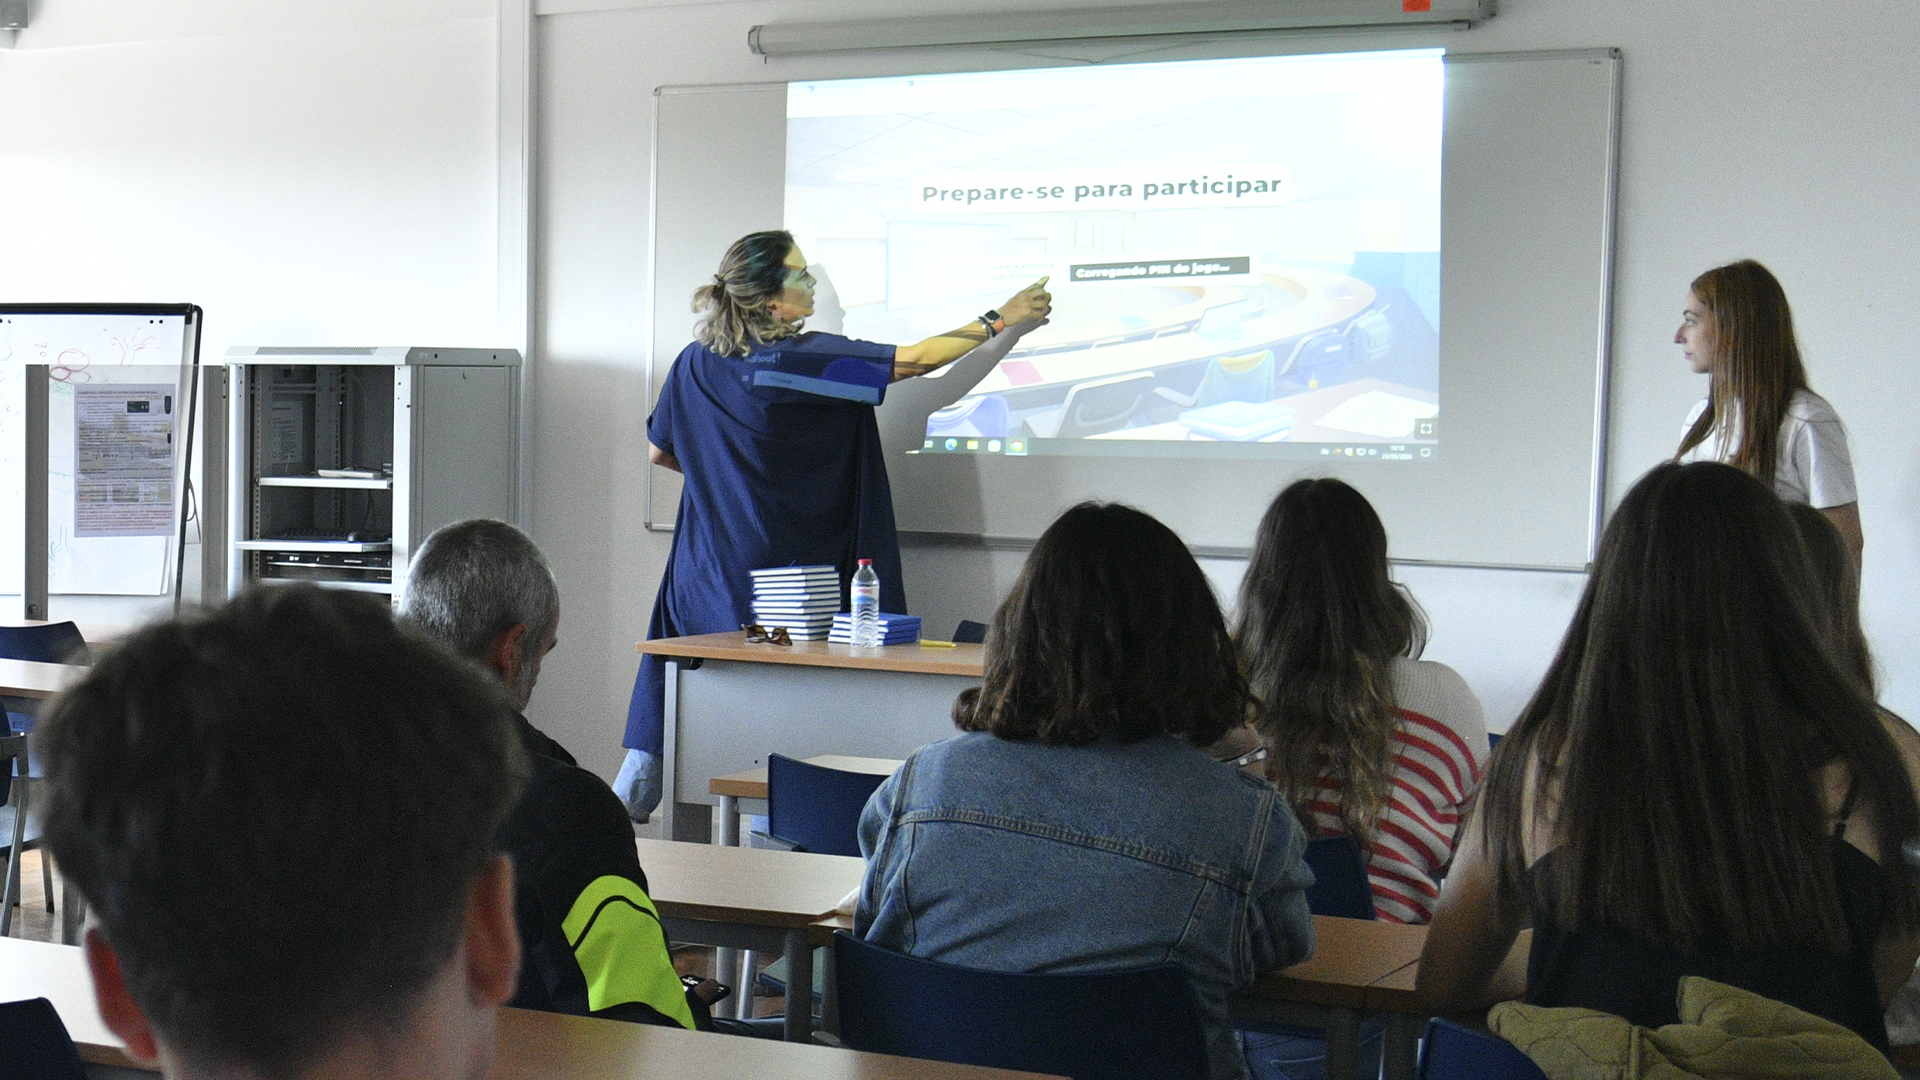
[765,754,888,858]
[1487,731,1503,751]
[1303,835,1376,920]
[1416,1018,1548,1080]
[0,997,90,1080]
[0,734,23,812]
[1055,372,1157,439]
[952,620,987,645]
[0,623,88,666]
[833,932,1211,1080]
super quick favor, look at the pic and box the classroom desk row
[639,836,1516,1080]
[6,834,1501,1080]
[0,937,1065,1080]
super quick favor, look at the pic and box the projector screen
[787,51,1444,461]
[649,49,1620,569]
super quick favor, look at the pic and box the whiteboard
[648,49,1619,570]
[0,306,200,594]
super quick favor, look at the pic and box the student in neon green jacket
[404,519,694,1030]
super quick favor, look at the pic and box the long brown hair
[1236,479,1426,841]
[693,229,803,357]
[1478,462,1920,952]
[955,502,1249,748]
[1675,260,1809,488]
[1786,502,1874,697]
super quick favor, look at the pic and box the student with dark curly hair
[856,501,1315,1080]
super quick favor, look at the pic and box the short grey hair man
[401,519,559,709]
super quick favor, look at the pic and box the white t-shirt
[1678,389,1857,508]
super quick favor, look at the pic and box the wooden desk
[708,755,903,846]
[0,657,83,699]
[1237,917,1428,1080]
[0,938,1062,1080]
[639,838,865,1042]
[638,633,982,842]
[1238,918,1532,1080]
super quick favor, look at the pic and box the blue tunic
[623,333,909,758]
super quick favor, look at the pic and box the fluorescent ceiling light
[750,0,1494,57]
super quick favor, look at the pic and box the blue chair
[952,620,987,645]
[751,754,889,858]
[1487,731,1504,751]
[1303,836,1375,921]
[1,734,52,937]
[0,997,89,1080]
[0,623,87,736]
[833,931,1211,1080]
[1416,1017,1548,1080]
[1239,836,1381,1079]
[750,755,892,1006]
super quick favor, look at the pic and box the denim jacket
[856,731,1315,1080]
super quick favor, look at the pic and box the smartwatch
[979,309,1006,338]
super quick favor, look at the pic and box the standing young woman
[1416,462,1920,1049]
[617,230,1051,818]
[1674,259,1861,560]
[1236,479,1487,924]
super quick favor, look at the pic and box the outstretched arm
[891,278,1051,381]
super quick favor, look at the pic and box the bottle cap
[858,558,872,566]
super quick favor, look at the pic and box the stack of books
[828,612,922,646]
[748,565,841,641]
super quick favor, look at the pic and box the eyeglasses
[741,623,792,646]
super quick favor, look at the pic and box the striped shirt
[1301,658,1487,924]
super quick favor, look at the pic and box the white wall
[10,1,1920,784]
[532,0,1920,782]
[0,0,499,622]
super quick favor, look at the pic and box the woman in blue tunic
[616,229,1052,819]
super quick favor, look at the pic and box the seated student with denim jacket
[856,501,1317,1080]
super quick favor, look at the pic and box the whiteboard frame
[1,303,203,614]
[644,48,1622,571]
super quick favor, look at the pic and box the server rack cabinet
[223,346,520,600]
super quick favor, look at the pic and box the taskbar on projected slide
[913,437,1438,462]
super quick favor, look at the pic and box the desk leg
[60,877,84,945]
[1382,1012,1425,1080]
[1322,1010,1359,1080]
[783,928,813,1042]
[660,660,680,842]
[819,939,839,1037]
[717,795,740,846]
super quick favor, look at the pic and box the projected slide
[786,50,1444,460]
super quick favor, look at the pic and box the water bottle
[851,559,881,647]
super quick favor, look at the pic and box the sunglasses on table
[741,623,792,646]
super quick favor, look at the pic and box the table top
[1360,928,1532,1013]
[638,632,985,677]
[711,755,905,800]
[1245,916,1431,1010]
[639,838,866,929]
[0,619,128,644]
[0,938,1060,1079]
[0,656,85,699]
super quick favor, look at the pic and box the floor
[3,848,58,944]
